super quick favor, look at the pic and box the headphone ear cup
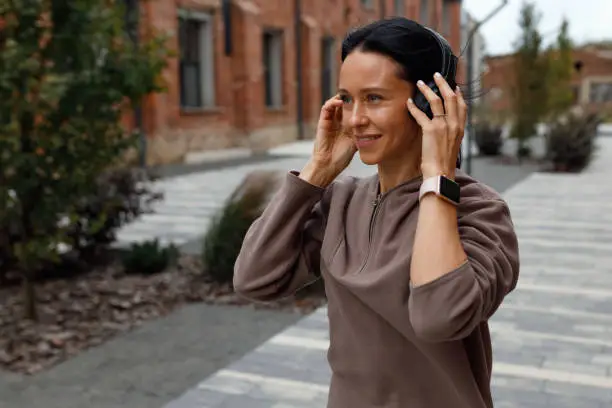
[412,91,432,120]
[456,145,462,169]
[412,81,442,120]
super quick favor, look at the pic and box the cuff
[280,170,326,204]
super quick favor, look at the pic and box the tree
[545,18,574,117]
[509,1,548,158]
[0,0,170,320]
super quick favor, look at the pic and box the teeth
[360,137,377,141]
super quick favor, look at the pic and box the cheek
[375,105,413,135]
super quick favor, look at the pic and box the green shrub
[545,111,601,172]
[121,239,179,275]
[0,0,170,319]
[65,168,164,257]
[202,171,281,285]
[0,169,163,285]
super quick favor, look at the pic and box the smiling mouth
[356,135,381,141]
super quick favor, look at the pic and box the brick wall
[482,47,612,121]
[138,0,464,165]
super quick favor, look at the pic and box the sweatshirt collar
[369,173,424,200]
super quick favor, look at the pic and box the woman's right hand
[300,95,357,187]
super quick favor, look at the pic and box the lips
[355,135,381,148]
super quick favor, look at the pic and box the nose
[348,103,369,128]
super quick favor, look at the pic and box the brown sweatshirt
[234,169,520,408]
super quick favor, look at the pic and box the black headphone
[412,27,462,168]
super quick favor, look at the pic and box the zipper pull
[372,194,381,207]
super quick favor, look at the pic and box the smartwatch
[419,175,460,205]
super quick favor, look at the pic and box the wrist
[421,163,454,180]
[299,160,336,187]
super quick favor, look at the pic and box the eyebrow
[337,87,389,94]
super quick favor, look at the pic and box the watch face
[440,176,460,204]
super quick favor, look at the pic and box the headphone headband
[423,26,457,81]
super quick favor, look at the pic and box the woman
[234,17,519,408]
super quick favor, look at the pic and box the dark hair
[341,17,465,168]
[341,17,458,92]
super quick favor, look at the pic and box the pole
[465,28,474,174]
[464,0,508,175]
[294,0,304,140]
[222,0,232,56]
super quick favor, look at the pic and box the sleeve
[233,171,330,302]
[408,197,520,342]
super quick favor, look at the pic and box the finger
[433,73,458,123]
[416,80,445,116]
[406,97,431,127]
[334,103,343,124]
[455,86,467,140]
[320,95,343,121]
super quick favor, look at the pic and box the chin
[357,150,383,166]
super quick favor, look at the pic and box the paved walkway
[116,142,533,252]
[0,142,533,408]
[116,149,375,249]
[163,136,612,408]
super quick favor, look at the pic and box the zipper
[368,193,382,242]
[357,192,384,274]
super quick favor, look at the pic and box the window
[420,0,429,25]
[394,0,405,16]
[361,0,373,8]
[263,30,284,108]
[178,10,215,109]
[321,37,336,104]
[589,82,612,103]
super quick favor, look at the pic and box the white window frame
[178,9,216,108]
[263,29,284,109]
[589,80,612,103]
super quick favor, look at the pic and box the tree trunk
[18,90,38,322]
[22,273,38,321]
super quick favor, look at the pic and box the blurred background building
[131,0,465,165]
[482,43,612,117]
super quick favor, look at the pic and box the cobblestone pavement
[163,137,612,408]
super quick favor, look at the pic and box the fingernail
[434,72,442,78]
[407,98,414,104]
[456,86,462,93]
[417,80,425,87]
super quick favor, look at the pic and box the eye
[339,94,352,104]
[366,94,383,103]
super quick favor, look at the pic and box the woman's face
[338,50,420,166]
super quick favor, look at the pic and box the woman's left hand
[406,72,468,180]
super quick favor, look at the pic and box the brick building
[133,0,464,165]
[481,45,612,122]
